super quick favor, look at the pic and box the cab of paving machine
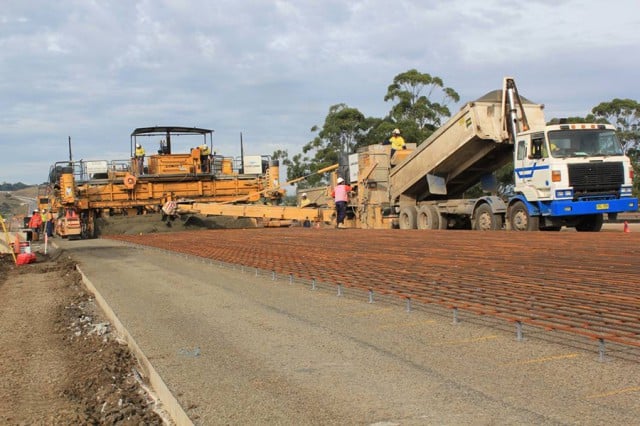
[145,150,201,175]
[130,126,215,176]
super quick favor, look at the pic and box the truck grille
[568,162,624,193]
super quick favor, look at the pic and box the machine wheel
[575,214,603,232]
[509,201,539,231]
[416,205,440,230]
[473,203,503,231]
[399,206,417,229]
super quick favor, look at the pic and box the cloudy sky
[2,0,639,185]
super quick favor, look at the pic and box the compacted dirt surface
[2,213,640,425]
[0,214,250,425]
[0,250,166,425]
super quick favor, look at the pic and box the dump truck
[179,77,638,231]
[381,77,637,231]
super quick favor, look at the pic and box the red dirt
[108,227,640,348]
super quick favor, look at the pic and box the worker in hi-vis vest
[135,143,146,174]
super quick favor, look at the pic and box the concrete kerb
[76,265,192,426]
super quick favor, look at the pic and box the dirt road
[2,219,640,425]
[53,235,640,424]
[0,251,164,424]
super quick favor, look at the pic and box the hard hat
[33,209,39,213]
[392,128,401,135]
[337,177,344,184]
[302,193,307,197]
[136,143,141,148]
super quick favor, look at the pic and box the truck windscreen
[548,130,623,157]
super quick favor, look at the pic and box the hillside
[0,186,39,222]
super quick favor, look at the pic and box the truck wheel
[438,214,449,229]
[417,205,439,230]
[575,214,603,232]
[509,201,539,231]
[474,203,503,231]
[399,206,417,229]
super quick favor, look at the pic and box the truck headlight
[555,189,573,198]
[620,186,633,196]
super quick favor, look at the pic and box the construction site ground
[1,214,640,425]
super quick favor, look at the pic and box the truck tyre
[474,203,503,231]
[575,214,603,232]
[438,214,449,229]
[509,201,539,231]
[417,205,439,230]
[399,206,417,229]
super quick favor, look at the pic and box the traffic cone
[623,221,630,233]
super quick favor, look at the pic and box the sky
[1,0,639,185]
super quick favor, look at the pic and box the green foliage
[626,148,640,198]
[359,117,387,146]
[306,103,369,156]
[591,98,640,152]
[0,182,30,191]
[275,74,640,201]
[274,70,460,190]
[271,149,316,188]
[547,98,640,145]
[0,201,10,216]
[546,115,605,124]
[383,69,460,144]
[275,103,373,188]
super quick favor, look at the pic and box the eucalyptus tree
[303,103,371,184]
[274,70,461,187]
[382,69,460,144]
[275,104,371,187]
[591,98,640,152]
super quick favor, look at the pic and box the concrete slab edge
[77,265,193,426]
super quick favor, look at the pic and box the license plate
[596,203,609,210]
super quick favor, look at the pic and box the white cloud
[0,0,639,185]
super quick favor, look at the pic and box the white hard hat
[302,193,307,197]
[136,143,141,148]
[392,128,401,135]
[337,177,344,184]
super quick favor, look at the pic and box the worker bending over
[28,209,42,241]
[199,144,211,173]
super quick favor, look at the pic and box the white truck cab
[511,123,636,231]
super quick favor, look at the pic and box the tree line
[0,182,30,191]
[273,69,640,196]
